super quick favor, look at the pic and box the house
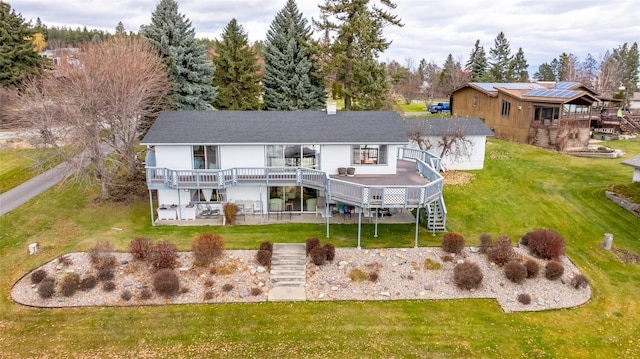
[451,82,599,151]
[621,155,640,182]
[405,117,494,170]
[141,110,446,246]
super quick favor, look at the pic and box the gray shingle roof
[404,117,495,137]
[141,111,409,145]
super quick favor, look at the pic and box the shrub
[545,260,564,280]
[349,268,368,281]
[527,229,566,259]
[30,269,48,284]
[306,238,321,256]
[57,255,73,266]
[139,288,152,300]
[120,290,132,301]
[129,237,153,260]
[250,287,262,296]
[223,202,240,225]
[368,271,379,282]
[256,249,272,267]
[517,293,531,305]
[523,258,540,278]
[259,241,273,252]
[192,232,225,266]
[102,281,116,292]
[324,243,336,261]
[38,279,55,298]
[442,232,465,254]
[453,262,483,290]
[203,278,215,287]
[60,273,80,297]
[504,261,527,284]
[203,291,215,300]
[478,233,492,254]
[441,254,453,262]
[222,283,234,292]
[571,274,589,289]
[310,245,326,266]
[152,269,180,297]
[520,232,532,246]
[79,275,97,291]
[488,236,515,266]
[97,268,114,281]
[149,241,178,269]
[89,241,116,270]
[424,258,442,270]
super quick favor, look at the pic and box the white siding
[633,169,640,183]
[411,135,487,170]
[321,144,398,175]
[155,145,193,169]
[221,145,265,168]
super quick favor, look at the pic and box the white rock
[256,266,266,273]
[318,293,325,298]
[395,252,408,260]
[456,259,464,264]
[380,291,390,297]
[338,261,348,267]
[258,282,264,287]
[331,286,339,291]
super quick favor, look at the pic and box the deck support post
[414,207,420,248]
[374,208,379,237]
[149,189,156,226]
[357,209,362,249]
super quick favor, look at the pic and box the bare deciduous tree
[405,118,433,151]
[13,37,169,200]
[438,129,473,161]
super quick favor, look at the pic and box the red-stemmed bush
[517,293,531,305]
[442,232,465,254]
[149,240,178,269]
[527,229,566,259]
[571,274,589,289]
[89,241,117,270]
[30,269,48,284]
[256,249,272,267]
[324,243,336,261]
[306,238,321,256]
[545,260,564,280]
[523,258,540,278]
[310,245,326,266]
[152,269,180,297]
[79,275,98,291]
[191,232,225,266]
[478,233,492,254]
[259,241,273,253]
[488,236,515,266]
[60,273,80,297]
[453,262,483,290]
[129,237,153,260]
[38,278,55,299]
[504,260,527,284]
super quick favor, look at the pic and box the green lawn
[0,148,41,194]
[0,139,639,358]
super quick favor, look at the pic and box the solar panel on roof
[552,82,580,90]
[525,89,581,98]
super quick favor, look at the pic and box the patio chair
[252,200,262,216]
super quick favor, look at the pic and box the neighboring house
[621,155,640,182]
[141,110,447,242]
[629,92,640,112]
[451,82,599,151]
[40,48,81,67]
[405,117,494,170]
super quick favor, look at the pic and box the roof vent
[326,102,337,115]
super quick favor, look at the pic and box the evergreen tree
[489,31,512,82]
[621,42,639,105]
[211,19,261,110]
[466,39,488,82]
[315,0,402,110]
[142,0,215,110]
[533,63,555,81]
[510,47,529,82]
[440,54,470,96]
[263,0,325,110]
[115,21,125,36]
[0,2,47,86]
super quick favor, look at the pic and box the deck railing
[146,148,444,209]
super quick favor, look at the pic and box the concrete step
[268,243,307,302]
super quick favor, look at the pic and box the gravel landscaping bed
[11,246,591,313]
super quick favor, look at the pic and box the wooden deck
[329,160,428,186]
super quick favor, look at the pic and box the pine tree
[489,31,512,82]
[263,0,325,110]
[0,3,47,86]
[315,0,402,110]
[466,39,488,82]
[210,19,261,110]
[142,0,215,110]
[510,47,529,82]
[533,63,555,81]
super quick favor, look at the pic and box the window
[352,145,387,165]
[266,145,320,169]
[533,106,560,122]
[501,100,511,117]
[473,96,478,107]
[193,145,218,169]
[190,189,225,202]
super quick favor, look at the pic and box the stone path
[267,243,306,301]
